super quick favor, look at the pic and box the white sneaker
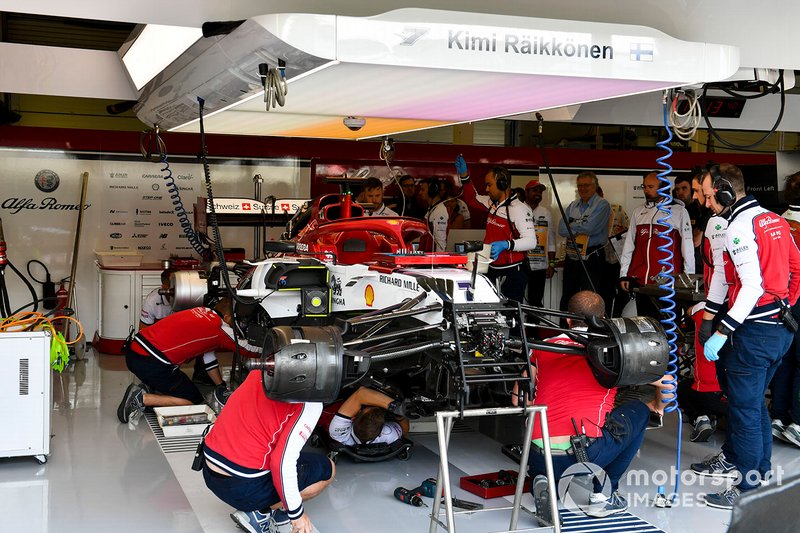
[586,491,628,517]
[589,492,608,504]
[782,422,800,447]
[772,419,791,442]
[231,510,277,533]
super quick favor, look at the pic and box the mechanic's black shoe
[117,383,145,424]
[690,415,716,442]
[212,384,232,413]
[533,475,560,526]
[703,486,741,510]
[690,451,737,478]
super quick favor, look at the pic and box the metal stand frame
[428,406,560,533]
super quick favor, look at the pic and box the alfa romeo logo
[34,169,60,193]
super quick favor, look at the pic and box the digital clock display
[677,96,747,118]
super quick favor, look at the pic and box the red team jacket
[691,215,728,393]
[707,197,800,331]
[462,182,536,268]
[619,201,694,285]
[203,371,323,521]
[129,307,260,370]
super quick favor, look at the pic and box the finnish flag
[630,43,654,62]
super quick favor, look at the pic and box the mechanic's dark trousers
[716,321,793,491]
[604,261,623,318]
[677,378,728,422]
[769,306,800,424]
[559,249,606,312]
[527,400,650,493]
[634,293,665,321]
[526,268,546,308]
[487,264,528,303]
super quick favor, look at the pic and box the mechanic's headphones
[492,166,511,192]
[708,164,736,207]
[426,178,441,199]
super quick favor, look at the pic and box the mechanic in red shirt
[455,156,537,301]
[203,369,334,533]
[513,291,669,518]
[117,298,261,424]
[678,211,728,442]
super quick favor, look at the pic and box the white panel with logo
[0,151,309,342]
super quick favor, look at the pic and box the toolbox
[154,405,215,437]
[459,470,531,499]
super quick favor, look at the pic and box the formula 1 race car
[170,192,670,411]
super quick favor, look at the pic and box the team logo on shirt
[733,238,740,245]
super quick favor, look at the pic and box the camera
[343,116,366,131]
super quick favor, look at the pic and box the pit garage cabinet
[0,331,52,464]
[94,263,162,354]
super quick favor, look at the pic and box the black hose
[196,97,254,306]
[4,259,40,314]
[534,113,596,293]
[701,70,786,151]
[27,259,56,309]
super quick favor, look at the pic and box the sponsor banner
[206,198,306,215]
[0,150,308,337]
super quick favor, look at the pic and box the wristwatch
[716,323,733,337]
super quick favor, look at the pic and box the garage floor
[3,349,799,533]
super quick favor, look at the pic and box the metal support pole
[509,408,537,530]
[539,409,561,533]
[429,414,455,533]
[253,174,263,260]
[428,406,560,533]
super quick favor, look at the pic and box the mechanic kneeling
[202,369,334,533]
[514,291,669,517]
[117,298,261,424]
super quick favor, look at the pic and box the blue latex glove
[703,332,727,361]
[455,154,468,175]
[490,240,510,260]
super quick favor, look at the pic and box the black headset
[492,166,511,192]
[708,164,736,207]
[426,178,442,199]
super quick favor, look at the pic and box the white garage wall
[0,149,309,340]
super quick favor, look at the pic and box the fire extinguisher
[54,282,69,334]
[56,282,68,310]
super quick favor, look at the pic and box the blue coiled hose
[655,94,683,503]
[160,151,207,257]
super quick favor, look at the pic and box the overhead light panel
[120,24,203,90]
[134,9,740,140]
